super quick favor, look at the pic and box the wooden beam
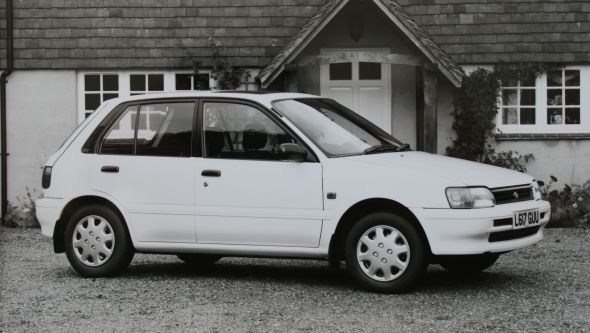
[295,52,424,67]
[416,67,438,153]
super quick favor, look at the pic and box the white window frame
[77,72,120,122]
[496,66,590,134]
[173,71,213,91]
[77,69,260,123]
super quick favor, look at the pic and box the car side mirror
[279,143,308,162]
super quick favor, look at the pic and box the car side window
[100,102,195,157]
[101,105,138,155]
[135,103,194,157]
[202,102,296,161]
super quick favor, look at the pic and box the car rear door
[194,99,324,247]
[91,99,198,243]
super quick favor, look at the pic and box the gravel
[1,227,589,332]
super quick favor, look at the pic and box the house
[1,0,589,216]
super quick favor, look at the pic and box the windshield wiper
[363,143,411,155]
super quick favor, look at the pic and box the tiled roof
[398,0,590,64]
[1,0,590,70]
[258,0,463,88]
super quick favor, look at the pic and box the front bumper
[35,197,65,238]
[412,200,551,255]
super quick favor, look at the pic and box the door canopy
[256,0,464,89]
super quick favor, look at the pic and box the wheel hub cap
[356,225,410,282]
[72,215,115,267]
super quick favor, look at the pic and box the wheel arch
[53,195,134,253]
[328,198,431,263]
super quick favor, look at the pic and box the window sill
[494,133,590,141]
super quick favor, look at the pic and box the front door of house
[320,49,391,133]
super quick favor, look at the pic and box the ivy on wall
[446,63,558,171]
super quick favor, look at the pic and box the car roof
[106,91,320,106]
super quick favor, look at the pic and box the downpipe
[1,0,14,218]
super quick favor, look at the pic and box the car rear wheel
[177,254,222,265]
[344,212,427,293]
[64,205,134,277]
[439,253,500,273]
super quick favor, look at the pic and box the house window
[500,78,536,125]
[130,74,164,95]
[547,70,580,125]
[175,73,210,90]
[496,66,588,134]
[83,74,119,118]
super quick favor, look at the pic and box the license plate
[513,209,540,229]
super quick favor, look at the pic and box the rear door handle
[101,166,119,173]
[201,170,221,177]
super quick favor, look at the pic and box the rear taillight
[42,166,52,189]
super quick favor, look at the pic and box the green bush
[540,177,590,228]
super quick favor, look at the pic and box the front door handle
[201,170,221,177]
[101,166,119,173]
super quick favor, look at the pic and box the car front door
[194,100,324,247]
[91,100,197,243]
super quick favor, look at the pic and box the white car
[36,92,551,293]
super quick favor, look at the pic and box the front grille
[491,185,534,205]
[489,226,540,242]
[493,218,513,227]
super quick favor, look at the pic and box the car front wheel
[64,205,134,277]
[344,212,427,293]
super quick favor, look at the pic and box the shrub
[1,187,39,228]
[539,176,590,228]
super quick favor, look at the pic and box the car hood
[344,151,534,189]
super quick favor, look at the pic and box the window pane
[103,75,118,91]
[502,78,517,87]
[520,108,535,125]
[101,105,138,155]
[547,89,563,106]
[103,93,118,101]
[502,89,517,106]
[565,70,580,86]
[547,108,563,125]
[547,71,562,87]
[130,75,146,92]
[520,89,535,106]
[359,62,381,80]
[565,89,580,105]
[565,108,580,125]
[135,103,194,157]
[520,77,536,87]
[195,73,210,90]
[329,63,352,80]
[502,108,518,125]
[85,93,101,110]
[148,74,164,91]
[175,74,192,90]
[203,102,295,160]
[84,74,100,91]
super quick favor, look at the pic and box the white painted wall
[6,70,77,203]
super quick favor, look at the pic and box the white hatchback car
[36,92,551,293]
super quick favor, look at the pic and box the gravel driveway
[1,227,589,332]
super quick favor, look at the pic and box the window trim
[496,66,590,134]
[83,98,199,158]
[197,98,319,163]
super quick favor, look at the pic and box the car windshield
[272,98,404,157]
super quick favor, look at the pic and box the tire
[177,254,222,265]
[344,212,427,293]
[439,253,500,273]
[64,205,134,277]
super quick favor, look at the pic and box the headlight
[446,187,495,209]
[532,181,541,200]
